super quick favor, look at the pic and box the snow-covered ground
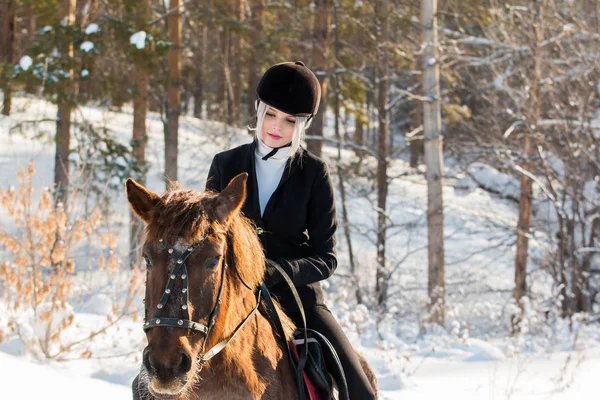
[2,343,599,399]
[1,96,599,399]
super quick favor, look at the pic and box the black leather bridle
[141,228,315,400]
[143,229,261,368]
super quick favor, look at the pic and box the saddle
[289,329,348,400]
[260,263,349,400]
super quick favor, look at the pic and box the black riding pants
[286,303,377,400]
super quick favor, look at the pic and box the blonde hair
[250,100,312,160]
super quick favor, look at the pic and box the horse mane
[145,182,212,244]
[218,203,298,396]
[145,183,294,397]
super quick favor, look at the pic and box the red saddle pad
[289,339,326,400]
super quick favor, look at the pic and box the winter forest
[0,0,599,398]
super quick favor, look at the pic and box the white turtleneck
[254,139,292,217]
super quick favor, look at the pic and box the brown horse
[126,173,378,400]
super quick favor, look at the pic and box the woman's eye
[266,112,275,117]
[286,119,296,125]
[204,257,221,269]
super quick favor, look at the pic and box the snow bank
[0,352,130,398]
[455,162,520,200]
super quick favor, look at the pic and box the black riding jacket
[205,140,338,311]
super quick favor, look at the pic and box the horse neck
[202,279,289,397]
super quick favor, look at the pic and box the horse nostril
[178,350,192,376]
[144,351,161,375]
[142,347,155,374]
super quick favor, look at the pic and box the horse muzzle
[148,380,187,400]
[143,346,192,394]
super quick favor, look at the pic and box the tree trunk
[193,24,207,119]
[307,0,331,157]
[130,0,151,268]
[409,92,424,168]
[352,3,365,158]
[165,0,182,185]
[576,0,599,315]
[557,193,570,318]
[513,132,534,327]
[27,1,36,41]
[231,0,244,126]
[366,66,376,151]
[75,0,98,99]
[579,212,599,313]
[422,0,445,326]
[75,0,97,28]
[332,1,361,305]
[216,26,226,122]
[409,137,424,168]
[247,0,264,128]
[584,0,599,33]
[24,0,36,93]
[353,112,364,156]
[217,23,232,124]
[1,0,17,116]
[568,208,586,313]
[512,0,543,333]
[54,0,77,205]
[374,0,390,308]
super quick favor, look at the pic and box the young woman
[206,61,376,399]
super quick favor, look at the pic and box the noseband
[143,229,261,367]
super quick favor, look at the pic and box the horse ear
[214,173,248,224]
[125,178,160,224]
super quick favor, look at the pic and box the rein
[143,230,261,368]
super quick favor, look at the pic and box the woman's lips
[267,133,282,140]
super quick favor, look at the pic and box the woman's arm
[205,154,222,192]
[275,162,338,287]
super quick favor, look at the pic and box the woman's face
[261,106,297,148]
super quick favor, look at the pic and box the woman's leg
[288,304,377,400]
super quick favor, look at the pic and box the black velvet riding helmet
[256,61,321,118]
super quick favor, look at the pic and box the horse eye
[143,254,152,268]
[203,256,220,269]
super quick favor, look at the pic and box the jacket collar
[256,138,293,161]
[244,140,305,222]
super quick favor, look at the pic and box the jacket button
[256,227,264,235]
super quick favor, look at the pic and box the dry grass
[0,162,142,360]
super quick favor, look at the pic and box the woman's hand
[264,259,285,288]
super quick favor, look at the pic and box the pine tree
[54,0,77,206]
[375,0,390,308]
[247,0,263,126]
[165,0,182,185]
[1,0,18,116]
[130,0,152,267]
[306,0,331,158]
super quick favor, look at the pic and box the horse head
[126,173,267,399]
